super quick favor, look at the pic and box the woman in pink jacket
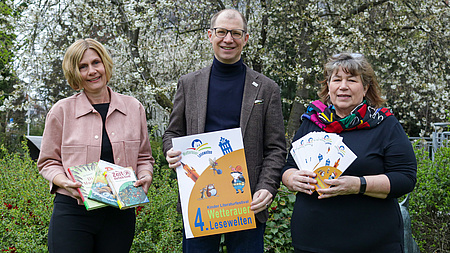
[37,38,154,253]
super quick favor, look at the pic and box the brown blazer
[162,64,287,223]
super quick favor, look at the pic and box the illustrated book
[67,162,108,210]
[100,160,149,210]
[88,161,119,207]
[172,128,256,239]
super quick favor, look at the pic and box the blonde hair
[62,38,113,90]
[317,52,385,107]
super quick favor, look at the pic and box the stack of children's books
[68,160,149,210]
[290,132,357,195]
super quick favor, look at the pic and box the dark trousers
[48,193,135,253]
[182,221,266,253]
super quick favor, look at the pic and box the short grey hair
[210,9,247,32]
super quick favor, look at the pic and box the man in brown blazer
[162,8,286,253]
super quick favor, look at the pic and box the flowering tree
[10,0,215,135]
[259,0,450,140]
[6,0,450,139]
[0,1,17,110]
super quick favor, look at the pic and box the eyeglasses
[332,53,364,58]
[212,27,246,39]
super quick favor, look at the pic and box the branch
[401,0,433,34]
[176,27,208,35]
[319,0,390,20]
[379,26,416,32]
[344,0,390,20]
[351,0,390,15]
[214,0,225,10]
[402,0,421,21]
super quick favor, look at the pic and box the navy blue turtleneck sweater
[205,57,246,133]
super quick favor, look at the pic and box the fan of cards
[290,132,357,195]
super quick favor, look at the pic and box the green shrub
[131,138,183,252]
[2,138,449,253]
[264,185,295,253]
[410,145,450,253]
[0,141,52,252]
[0,138,183,252]
[264,144,450,253]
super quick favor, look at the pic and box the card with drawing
[290,132,356,195]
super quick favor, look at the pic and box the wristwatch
[359,176,367,195]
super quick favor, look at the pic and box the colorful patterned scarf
[302,100,393,133]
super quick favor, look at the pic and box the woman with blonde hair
[38,38,154,253]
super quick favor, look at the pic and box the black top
[282,116,417,253]
[205,57,246,132]
[93,103,114,164]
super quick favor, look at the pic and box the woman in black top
[282,53,417,253]
[38,38,154,253]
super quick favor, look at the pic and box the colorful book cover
[172,128,256,239]
[67,162,108,210]
[88,161,119,207]
[101,160,149,210]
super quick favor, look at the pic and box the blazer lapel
[195,66,211,133]
[240,67,260,136]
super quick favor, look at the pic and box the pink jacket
[37,87,154,201]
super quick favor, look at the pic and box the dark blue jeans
[48,193,135,253]
[182,221,266,253]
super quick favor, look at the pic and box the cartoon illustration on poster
[172,128,256,239]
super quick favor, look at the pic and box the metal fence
[409,122,450,161]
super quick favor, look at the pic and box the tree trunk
[286,84,308,148]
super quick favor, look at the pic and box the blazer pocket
[251,102,264,123]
